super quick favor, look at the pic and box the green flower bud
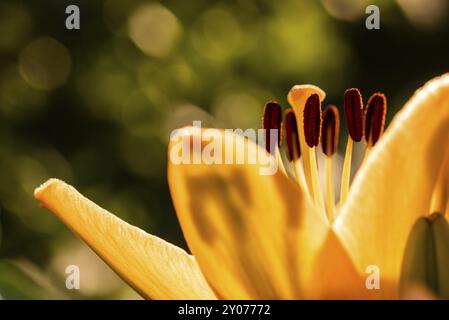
[400,213,449,299]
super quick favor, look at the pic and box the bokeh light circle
[128,4,182,58]
[19,37,72,91]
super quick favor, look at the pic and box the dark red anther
[344,88,364,142]
[303,94,322,148]
[285,109,301,161]
[365,93,387,146]
[262,101,282,153]
[321,105,340,156]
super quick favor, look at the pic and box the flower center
[263,87,388,222]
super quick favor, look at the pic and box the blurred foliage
[0,0,448,299]
[0,261,50,300]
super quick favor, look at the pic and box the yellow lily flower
[34,73,449,299]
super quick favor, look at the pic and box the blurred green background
[0,0,448,299]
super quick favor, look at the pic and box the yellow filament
[364,145,371,161]
[359,145,371,170]
[325,156,336,222]
[298,130,314,197]
[293,159,308,193]
[308,147,325,213]
[289,134,308,194]
[291,108,324,210]
[275,147,286,175]
[340,137,353,204]
[430,151,449,214]
[430,178,447,215]
[445,201,449,218]
[361,133,374,167]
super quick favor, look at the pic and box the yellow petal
[168,127,364,299]
[335,73,449,298]
[34,179,215,300]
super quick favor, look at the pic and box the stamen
[344,88,364,142]
[263,101,282,153]
[340,88,364,204]
[321,105,340,221]
[321,105,340,157]
[303,94,325,213]
[262,101,286,174]
[303,94,322,148]
[365,93,387,148]
[285,109,307,191]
